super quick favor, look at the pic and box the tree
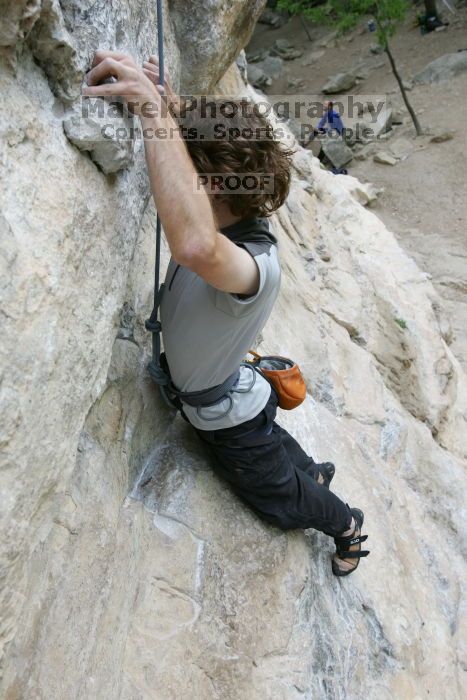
[278,0,422,135]
[424,0,440,20]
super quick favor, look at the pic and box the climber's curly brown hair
[176,98,294,219]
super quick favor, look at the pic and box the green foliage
[277,0,411,46]
[394,317,407,329]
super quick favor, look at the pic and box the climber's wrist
[139,108,181,140]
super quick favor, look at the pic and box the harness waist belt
[170,368,241,408]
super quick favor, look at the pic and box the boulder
[301,50,325,66]
[246,47,269,63]
[321,137,354,168]
[374,150,398,165]
[322,71,357,94]
[258,8,288,28]
[287,77,306,89]
[349,107,393,145]
[271,38,303,60]
[246,63,272,90]
[373,106,393,137]
[255,54,284,81]
[317,30,338,48]
[414,51,467,84]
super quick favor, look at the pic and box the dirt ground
[247,3,467,370]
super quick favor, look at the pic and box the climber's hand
[142,56,175,97]
[83,50,160,116]
[142,56,183,117]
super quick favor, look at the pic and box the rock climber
[82,50,369,576]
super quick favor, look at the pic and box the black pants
[184,387,352,537]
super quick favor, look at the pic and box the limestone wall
[1,2,466,698]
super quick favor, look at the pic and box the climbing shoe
[315,461,335,489]
[332,507,369,577]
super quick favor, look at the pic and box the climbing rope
[145,0,173,403]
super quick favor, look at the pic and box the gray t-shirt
[160,217,281,430]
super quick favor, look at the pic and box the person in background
[317,100,344,136]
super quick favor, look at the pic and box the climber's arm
[140,123,260,296]
[83,50,260,296]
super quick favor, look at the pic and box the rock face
[63,110,135,174]
[170,0,265,92]
[1,3,467,700]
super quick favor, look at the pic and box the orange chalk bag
[246,351,308,410]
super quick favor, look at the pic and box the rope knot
[145,319,162,333]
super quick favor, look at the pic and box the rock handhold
[63,107,135,175]
[414,52,467,84]
[322,71,357,94]
[26,0,82,102]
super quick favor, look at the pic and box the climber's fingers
[142,62,159,82]
[91,49,130,68]
[142,64,169,89]
[143,68,163,88]
[146,55,171,81]
[85,56,132,87]
[83,81,130,97]
[143,59,174,96]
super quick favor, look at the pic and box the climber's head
[176,97,293,219]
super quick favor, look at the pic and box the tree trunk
[424,0,439,19]
[384,41,423,136]
[299,14,313,42]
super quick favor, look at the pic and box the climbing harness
[144,0,241,412]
